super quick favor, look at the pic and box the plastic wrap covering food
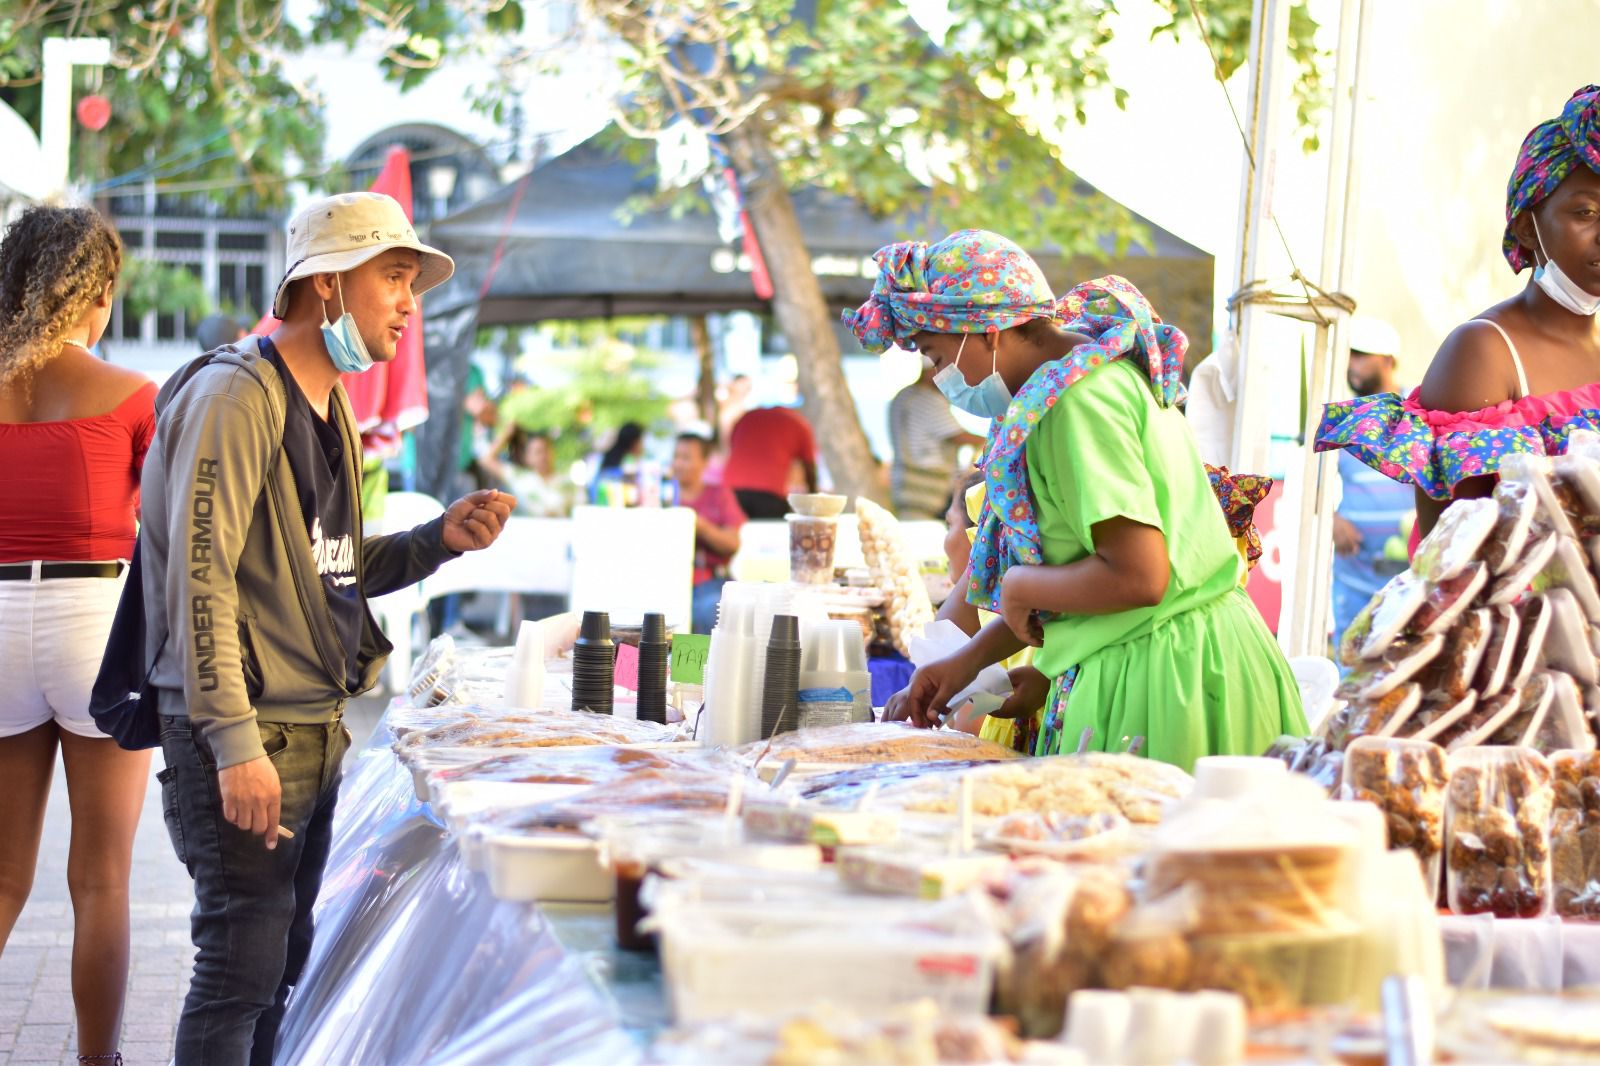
[428,745,744,789]
[1552,455,1600,538]
[1539,589,1597,684]
[1320,684,1422,751]
[644,876,1004,1024]
[980,810,1132,861]
[835,846,1011,900]
[736,722,1022,766]
[1551,750,1600,918]
[1413,496,1499,584]
[1412,563,1490,635]
[853,753,1192,824]
[1445,746,1554,918]
[1341,737,1449,889]
[1438,991,1600,1065]
[649,1002,1035,1066]
[1430,688,1523,752]
[743,798,903,847]
[1339,571,1428,666]
[1335,635,1444,702]
[271,744,641,1066]
[855,498,935,656]
[1148,773,1360,937]
[1262,736,1345,794]
[1474,605,1521,698]
[469,768,759,834]
[396,707,687,752]
[1504,454,1578,541]
[984,862,1136,1038]
[405,637,518,709]
[1483,480,1541,575]
[1486,533,1559,606]
[1417,608,1492,703]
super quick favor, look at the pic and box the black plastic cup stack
[636,612,670,724]
[760,614,802,739]
[571,611,616,716]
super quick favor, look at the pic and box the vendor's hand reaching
[882,687,911,723]
[1333,514,1362,557]
[900,652,982,729]
[992,665,1049,720]
[442,489,515,553]
[999,567,1045,648]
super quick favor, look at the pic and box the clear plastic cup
[787,515,838,585]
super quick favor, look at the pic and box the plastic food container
[485,832,614,903]
[1341,737,1449,892]
[787,515,839,584]
[648,889,1002,1023]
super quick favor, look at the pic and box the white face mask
[1531,215,1600,317]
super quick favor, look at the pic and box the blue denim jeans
[157,713,351,1066]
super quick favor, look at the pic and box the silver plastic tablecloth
[273,736,642,1066]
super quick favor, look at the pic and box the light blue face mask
[932,332,1012,419]
[321,274,375,374]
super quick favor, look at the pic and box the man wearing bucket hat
[137,192,513,1064]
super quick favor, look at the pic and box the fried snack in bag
[1502,454,1577,541]
[1322,684,1422,751]
[1416,608,1492,701]
[1413,563,1490,636]
[1507,595,1553,694]
[1530,537,1600,624]
[1486,533,1559,607]
[1484,672,1556,747]
[1550,750,1600,918]
[1525,672,1593,755]
[1342,737,1449,891]
[1539,589,1598,684]
[1335,634,1444,702]
[1413,497,1498,584]
[1549,456,1600,537]
[1339,570,1428,665]
[1482,481,1541,575]
[1473,605,1521,699]
[1431,689,1521,751]
[1445,747,1554,918]
[1403,692,1477,744]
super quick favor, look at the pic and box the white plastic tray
[485,833,614,903]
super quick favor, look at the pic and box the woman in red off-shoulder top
[0,205,154,1066]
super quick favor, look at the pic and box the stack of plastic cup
[760,615,802,738]
[504,619,546,710]
[571,611,616,715]
[798,619,872,724]
[636,613,670,724]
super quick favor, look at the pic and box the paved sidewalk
[0,696,387,1066]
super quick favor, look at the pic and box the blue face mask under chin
[321,274,376,374]
[932,332,1013,419]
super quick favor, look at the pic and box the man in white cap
[136,192,514,1064]
[1332,317,1414,651]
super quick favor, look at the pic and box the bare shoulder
[1416,319,1519,414]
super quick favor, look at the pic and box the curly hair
[0,205,123,389]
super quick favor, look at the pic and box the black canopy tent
[413,133,1215,498]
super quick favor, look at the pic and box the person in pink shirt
[673,433,746,632]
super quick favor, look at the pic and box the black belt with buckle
[0,561,126,581]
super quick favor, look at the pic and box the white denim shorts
[0,568,126,740]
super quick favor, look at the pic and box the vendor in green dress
[845,229,1306,771]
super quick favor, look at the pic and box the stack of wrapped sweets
[1309,447,1600,774]
[856,498,935,656]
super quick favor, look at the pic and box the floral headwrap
[1206,465,1272,572]
[842,229,1058,353]
[1503,85,1600,273]
[965,276,1187,613]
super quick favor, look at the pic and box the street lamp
[427,163,457,221]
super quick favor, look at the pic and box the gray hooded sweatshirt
[140,337,455,768]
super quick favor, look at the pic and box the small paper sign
[614,642,641,692]
[670,633,711,684]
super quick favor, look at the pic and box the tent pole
[1226,0,1292,479]
[1281,0,1372,659]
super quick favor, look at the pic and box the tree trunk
[725,123,883,503]
[690,314,718,433]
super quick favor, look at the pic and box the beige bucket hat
[271,192,455,318]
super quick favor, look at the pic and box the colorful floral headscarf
[1503,85,1600,273]
[842,229,1058,353]
[1206,465,1272,572]
[965,276,1187,613]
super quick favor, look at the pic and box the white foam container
[651,896,999,1023]
[486,833,614,903]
